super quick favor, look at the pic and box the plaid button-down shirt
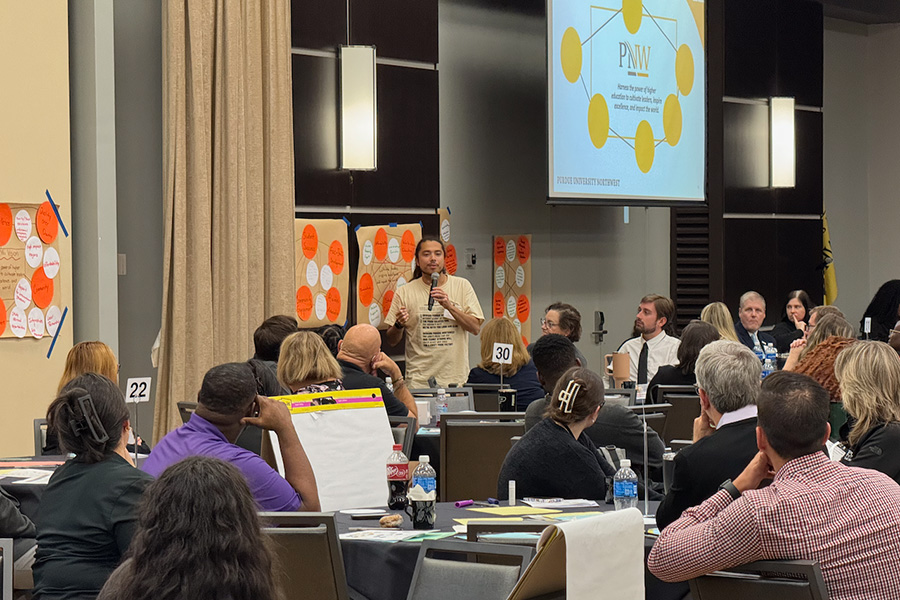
[648,452,900,600]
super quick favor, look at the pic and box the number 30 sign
[125,377,152,404]
[492,343,513,365]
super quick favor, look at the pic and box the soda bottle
[411,455,437,494]
[386,444,409,509]
[613,458,638,510]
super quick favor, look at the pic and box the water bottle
[387,444,409,509]
[385,376,394,393]
[435,388,449,423]
[762,344,777,379]
[411,455,437,494]
[753,346,765,364]
[613,459,638,510]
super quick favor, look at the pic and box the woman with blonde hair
[835,341,900,483]
[467,317,544,410]
[277,331,344,394]
[58,341,119,393]
[700,302,739,342]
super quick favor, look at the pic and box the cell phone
[350,513,388,520]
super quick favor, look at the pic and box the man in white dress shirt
[617,294,681,385]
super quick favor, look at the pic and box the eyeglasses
[540,318,558,328]
[891,329,900,336]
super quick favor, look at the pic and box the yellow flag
[823,212,838,305]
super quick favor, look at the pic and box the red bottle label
[387,463,409,480]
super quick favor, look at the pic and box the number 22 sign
[125,377,152,404]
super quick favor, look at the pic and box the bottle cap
[386,376,393,383]
[392,444,402,451]
[437,388,445,394]
[418,455,430,463]
[620,459,631,468]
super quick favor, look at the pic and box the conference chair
[33,419,47,455]
[604,387,636,407]
[409,387,475,414]
[389,415,417,459]
[176,401,197,424]
[259,512,349,600]
[655,385,701,445]
[406,539,533,600]
[0,537,11,600]
[468,383,503,411]
[629,403,672,439]
[688,560,829,600]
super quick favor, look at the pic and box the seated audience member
[617,294,680,385]
[1,487,36,593]
[532,302,588,367]
[497,367,615,501]
[859,279,900,342]
[734,291,775,352]
[251,315,298,387]
[890,319,900,356]
[143,363,320,512]
[315,323,346,358]
[33,373,153,600]
[336,324,418,420]
[655,340,761,530]
[649,372,900,600]
[97,456,279,600]
[525,334,664,482]
[648,321,720,403]
[806,304,845,337]
[277,331,344,394]
[835,341,900,483]
[770,290,812,353]
[700,301,739,342]
[468,317,544,410]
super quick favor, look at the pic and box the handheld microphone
[427,272,440,310]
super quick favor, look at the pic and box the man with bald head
[337,324,418,421]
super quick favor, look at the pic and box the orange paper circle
[516,294,530,323]
[328,240,345,275]
[374,228,388,261]
[522,335,529,347]
[31,267,54,309]
[326,287,341,322]
[0,297,6,336]
[493,291,504,318]
[358,273,374,306]
[517,236,531,263]
[382,289,395,318]
[36,201,59,245]
[296,286,313,320]
[400,230,416,262]
[0,204,12,246]
[494,237,506,266]
[301,225,318,259]
[445,244,458,275]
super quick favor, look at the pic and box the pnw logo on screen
[619,42,651,76]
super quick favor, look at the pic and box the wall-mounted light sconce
[340,45,377,171]
[769,97,795,188]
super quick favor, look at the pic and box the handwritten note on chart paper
[294,219,350,328]
[355,224,422,330]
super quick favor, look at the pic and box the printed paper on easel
[294,219,349,327]
[355,223,422,330]
[437,207,458,275]
[492,234,532,345]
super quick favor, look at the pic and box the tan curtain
[154,0,295,440]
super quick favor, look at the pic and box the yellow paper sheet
[467,506,562,516]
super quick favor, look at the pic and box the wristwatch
[718,479,741,501]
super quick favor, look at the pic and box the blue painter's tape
[446,206,451,214]
[389,222,398,227]
[342,217,351,226]
[354,224,361,232]
[47,306,69,359]
[419,221,424,229]
[45,190,69,237]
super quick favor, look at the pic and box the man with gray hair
[655,340,761,529]
[735,291,776,353]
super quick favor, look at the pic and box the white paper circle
[42,247,60,279]
[396,276,407,288]
[314,294,327,320]
[28,307,45,338]
[506,296,517,318]
[514,318,522,333]
[388,238,401,263]
[515,265,526,288]
[14,278,31,310]
[368,303,382,327]
[306,260,319,287]
[9,307,27,338]
[14,210,32,242]
[506,239,516,263]
[495,266,505,289]
[45,306,62,336]
[319,265,334,290]
[441,219,451,242]
[25,237,43,268]
[362,240,374,266]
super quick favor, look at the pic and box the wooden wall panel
[350,0,438,63]
[291,0,346,50]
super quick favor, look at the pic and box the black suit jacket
[735,321,776,351]
[655,417,759,530]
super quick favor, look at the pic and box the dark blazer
[771,319,805,353]
[655,417,759,530]
[841,422,900,485]
[735,321,776,351]
[647,365,695,404]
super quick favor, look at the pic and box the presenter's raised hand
[431,286,452,309]
[242,395,292,435]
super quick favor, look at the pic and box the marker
[455,500,474,508]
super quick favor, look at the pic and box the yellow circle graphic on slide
[676,44,694,96]
[587,94,610,149]
[663,94,682,146]
[561,27,582,83]
[623,0,643,34]
[635,120,655,173]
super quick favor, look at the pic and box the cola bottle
[387,444,410,509]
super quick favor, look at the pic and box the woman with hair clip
[496,367,615,500]
[97,456,279,600]
[33,373,153,600]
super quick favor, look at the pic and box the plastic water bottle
[385,377,394,393]
[411,455,437,494]
[613,459,638,510]
[436,388,449,423]
[386,444,409,509]
[762,344,777,379]
[753,346,765,364]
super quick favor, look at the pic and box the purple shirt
[142,414,301,511]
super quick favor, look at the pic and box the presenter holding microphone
[386,236,484,389]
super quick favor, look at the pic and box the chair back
[0,537,12,600]
[177,401,198,424]
[389,415,417,459]
[689,560,829,600]
[630,403,671,438]
[439,414,526,502]
[407,539,532,600]
[33,419,48,455]
[469,383,503,411]
[605,388,636,407]
[409,387,475,414]
[260,512,349,600]
[656,385,700,444]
